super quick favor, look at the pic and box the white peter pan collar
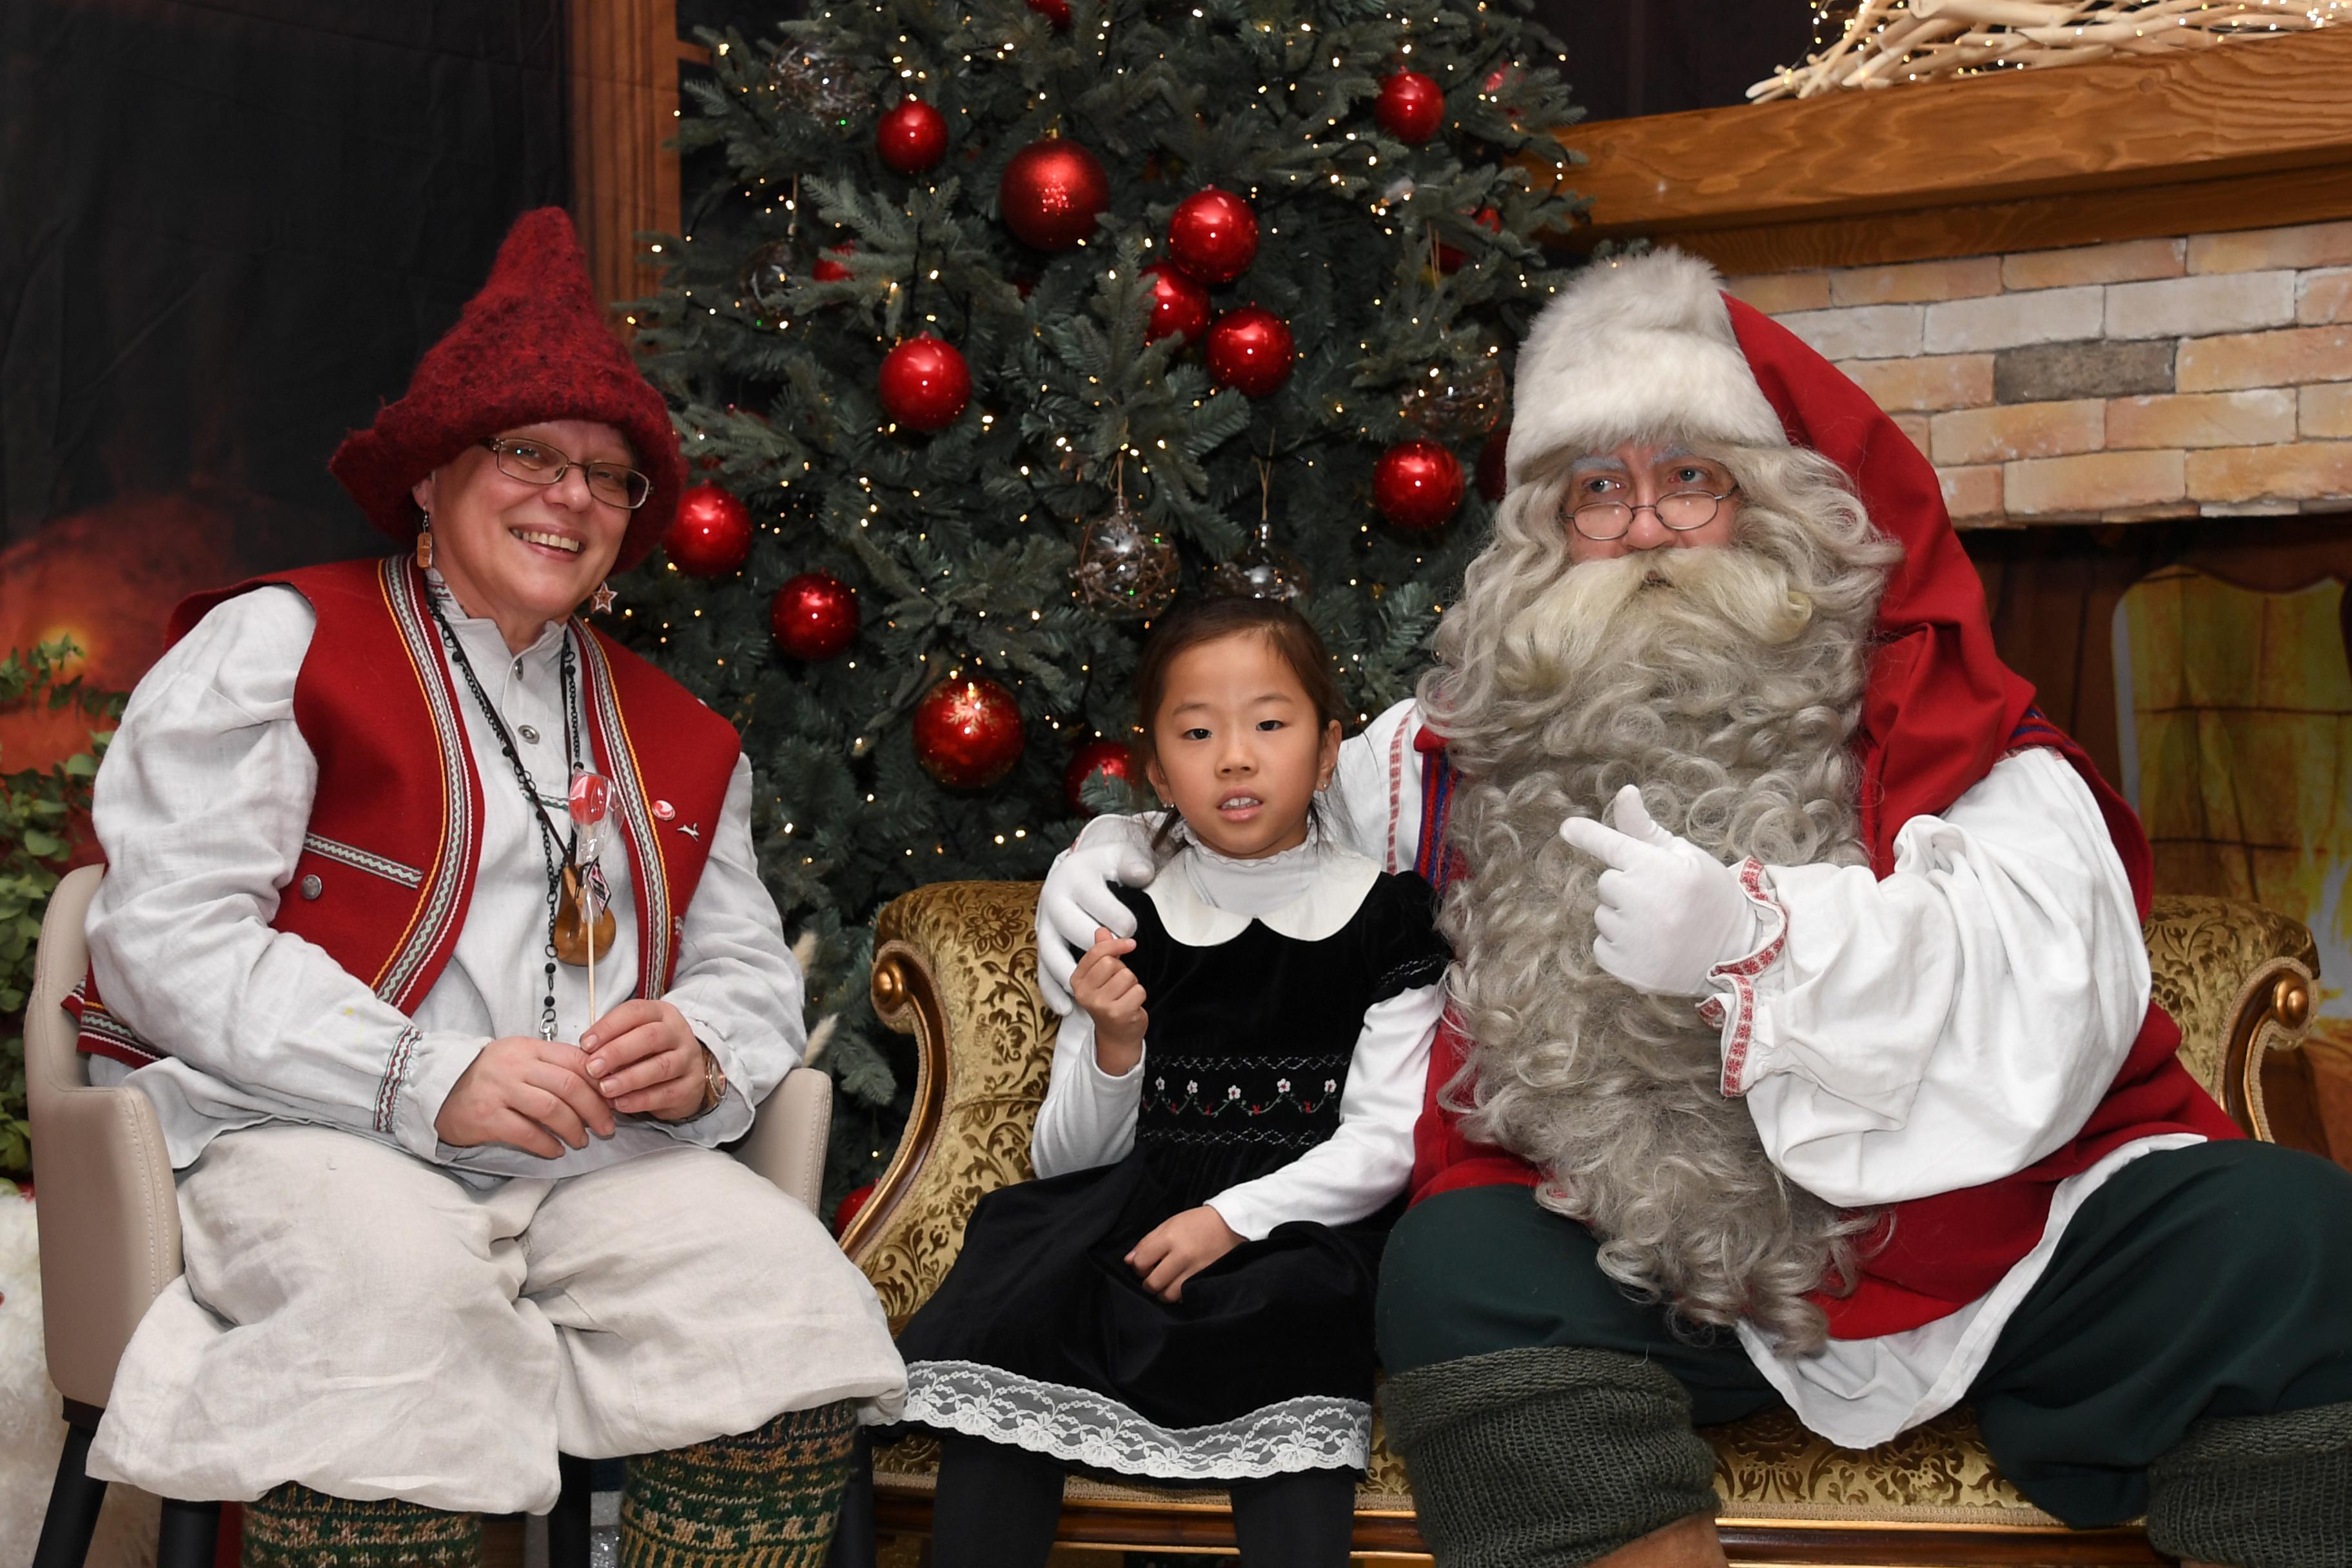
[1142,838,1382,946]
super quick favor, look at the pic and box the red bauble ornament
[999,139,1111,251]
[1436,207,1504,274]
[1166,188,1260,284]
[1063,739,1137,815]
[1373,440,1465,531]
[1141,262,1211,343]
[878,335,971,431]
[812,242,855,282]
[913,676,1026,789]
[1477,424,1511,503]
[1375,70,1446,143]
[876,97,948,173]
[769,572,861,661]
[666,484,754,576]
[1204,307,1295,398]
[1026,0,1072,26]
[834,1181,876,1237]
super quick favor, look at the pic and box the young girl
[893,596,1451,1565]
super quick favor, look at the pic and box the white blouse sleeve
[1028,1006,1144,1177]
[1331,698,1423,872]
[658,753,805,1147]
[1720,747,2151,1209]
[84,588,476,1160]
[1202,979,1443,1239]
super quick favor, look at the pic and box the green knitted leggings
[1377,1142,2352,1559]
[241,1400,861,1568]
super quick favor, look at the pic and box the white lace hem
[901,1360,1369,1480]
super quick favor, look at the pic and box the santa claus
[1037,249,2352,1568]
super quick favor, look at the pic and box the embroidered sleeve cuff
[391,1028,485,1161]
[675,1062,756,1146]
[668,1014,759,1146]
[665,996,778,1106]
[1696,859,1790,1099]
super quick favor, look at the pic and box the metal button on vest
[300,874,324,901]
[518,724,541,745]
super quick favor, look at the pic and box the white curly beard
[1420,444,1901,1354]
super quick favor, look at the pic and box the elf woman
[71,209,903,1567]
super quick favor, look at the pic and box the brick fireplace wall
[1724,221,2352,525]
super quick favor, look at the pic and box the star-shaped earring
[589,582,618,615]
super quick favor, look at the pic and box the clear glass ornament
[767,43,861,124]
[743,241,794,315]
[1401,356,1506,440]
[1210,460,1311,603]
[1072,494,1179,620]
[1208,518,1310,604]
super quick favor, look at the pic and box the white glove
[1034,814,1159,1014]
[1557,785,1760,998]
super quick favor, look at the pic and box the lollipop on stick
[569,771,613,1028]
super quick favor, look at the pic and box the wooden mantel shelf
[1561,28,2352,273]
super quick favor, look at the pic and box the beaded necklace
[427,591,585,1041]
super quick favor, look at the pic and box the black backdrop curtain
[0,0,567,745]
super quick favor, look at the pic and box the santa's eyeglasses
[1567,484,1740,542]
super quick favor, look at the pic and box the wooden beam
[565,0,680,317]
[1663,158,2352,275]
[1562,28,2352,258]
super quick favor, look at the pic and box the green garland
[0,638,124,1182]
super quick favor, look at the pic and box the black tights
[928,1434,1357,1568]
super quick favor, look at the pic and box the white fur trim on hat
[1505,248,1788,488]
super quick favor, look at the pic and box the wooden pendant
[554,863,615,966]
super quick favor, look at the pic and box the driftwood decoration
[1750,0,2347,101]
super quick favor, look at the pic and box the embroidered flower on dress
[1227,1085,1241,1101]
[1323,1079,1337,1094]
[1276,1078,1290,1093]
[1187,1080,1199,1094]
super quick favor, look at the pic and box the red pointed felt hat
[329,208,685,573]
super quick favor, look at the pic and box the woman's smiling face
[411,418,637,647]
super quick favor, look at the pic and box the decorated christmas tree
[623,0,1586,1207]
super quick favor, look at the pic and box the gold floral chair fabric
[845,883,2320,1562]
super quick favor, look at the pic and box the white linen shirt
[1331,698,2195,1446]
[84,577,806,1182]
[1028,839,1446,1242]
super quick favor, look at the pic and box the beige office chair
[25,863,839,1568]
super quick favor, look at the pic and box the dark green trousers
[1377,1140,2352,1527]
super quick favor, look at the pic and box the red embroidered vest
[1404,716,2241,1342]
[70,557,741,1064]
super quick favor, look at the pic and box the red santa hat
[329,207,685,573]
[1503,249,2143,899]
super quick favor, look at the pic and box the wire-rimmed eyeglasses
[1567,485,1739,542]
[480,436,652,511]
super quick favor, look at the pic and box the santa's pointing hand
[1558,785,1760,998]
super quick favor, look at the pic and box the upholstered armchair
[842,882,2321,1564]
[24,863,839,1568]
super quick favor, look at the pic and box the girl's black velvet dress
[894,848,1449,1481]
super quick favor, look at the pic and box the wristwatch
[696,1045,729,1118]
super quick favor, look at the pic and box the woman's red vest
[69,556,741,1064]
